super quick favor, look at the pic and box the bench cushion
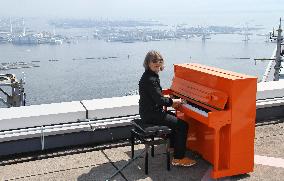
[131,119,171,136]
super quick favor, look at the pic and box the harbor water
[0,34,275,106]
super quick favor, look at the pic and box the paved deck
[0,120,284,181]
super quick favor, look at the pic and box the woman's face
[149,58,163,74]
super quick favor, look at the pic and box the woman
[138,50,196,167]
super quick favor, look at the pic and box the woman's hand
[172,99,182,109]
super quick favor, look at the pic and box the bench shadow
[77,145,211,181]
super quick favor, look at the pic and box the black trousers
[143,111,188,159]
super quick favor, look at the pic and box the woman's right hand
[172,99,182,109]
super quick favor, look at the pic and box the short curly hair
[143,50,164,71]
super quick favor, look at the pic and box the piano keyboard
[182,102,209,117]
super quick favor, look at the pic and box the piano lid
[175,63,254,80]
[170,76,228,110]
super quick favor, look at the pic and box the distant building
[0,36,6,43]
[12,34,38,45]
[49,38,63,45]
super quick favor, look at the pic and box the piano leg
[212,128,220,175]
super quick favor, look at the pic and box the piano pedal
[193,153,202,159]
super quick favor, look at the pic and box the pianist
[139,50,196,167]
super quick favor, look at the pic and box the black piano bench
[106,119,172,180]
[130,119,172,174]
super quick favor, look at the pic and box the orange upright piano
[165,63,257,178]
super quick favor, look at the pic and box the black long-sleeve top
[139,69,173,121]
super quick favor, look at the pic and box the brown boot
[172,157,197,167]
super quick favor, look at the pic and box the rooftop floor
[0,120,284,181]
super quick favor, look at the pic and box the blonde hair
[143,50,165,71]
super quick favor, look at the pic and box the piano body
[165,63,257,178]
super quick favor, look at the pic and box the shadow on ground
[78,145,210,181]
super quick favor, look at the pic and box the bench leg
[145,144,149,175]
[151,136,154,157]
[131,131,135,159]
[166,139,171,171]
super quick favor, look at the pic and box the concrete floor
[0,121,283,181]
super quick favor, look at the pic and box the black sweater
[139,69,173,120]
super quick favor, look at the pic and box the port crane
[255,18,284,81]
[0,74,26,107]
[270,18,284,81]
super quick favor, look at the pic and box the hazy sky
[0,0,283,26]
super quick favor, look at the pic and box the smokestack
[10,17,13,34]
[22,18,25,36]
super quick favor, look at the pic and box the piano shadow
[77,145,212,181]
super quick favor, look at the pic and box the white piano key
[183,104,209,117]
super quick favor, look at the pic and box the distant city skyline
[0,0,283,27]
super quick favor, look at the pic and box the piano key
[183,103,209,117]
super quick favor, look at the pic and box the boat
[122,40,135,43]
